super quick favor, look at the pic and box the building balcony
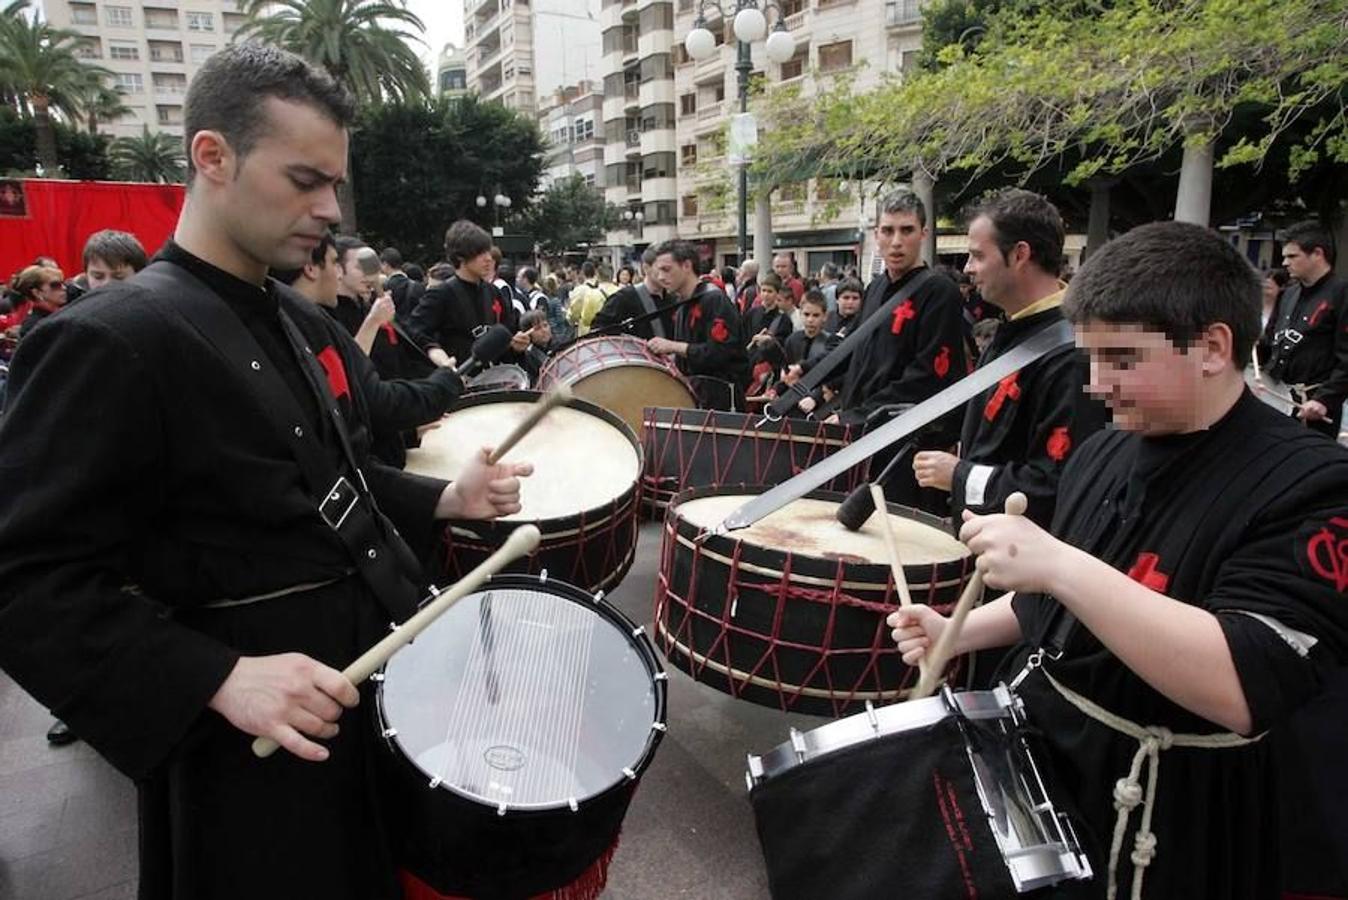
[696,101,723,121]
[640,128,676,157]
[638,77,675,108]
[641,176,677,201]
[785,9,809,30]
[886,0,923,28]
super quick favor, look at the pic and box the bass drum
[537,334,697,439]
[464,363,531,394]
[377,574,667,900]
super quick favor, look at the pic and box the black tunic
[950,305,1106,527]
[674,280,747,385]
[0,244,449,899]
[406,274,516,364]
[590,282,675,339]
[836,266,968,431]
[1004,390,1348,899]
[1265,271,1348,425]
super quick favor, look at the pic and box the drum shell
[431,390,642,595]
[538,335,696,439]
[654,485,975,717]
[464,363,531,394]
[641,407,866,513]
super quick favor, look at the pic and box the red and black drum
[537,334,697,439]
[377,574,667,900]
[405,391,642,595]
[654,485,976,717]
[640,408,866,513]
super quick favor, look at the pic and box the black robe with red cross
[835,265,968,434]
[406,274,518,365]
[0,243,451,900]
[950,305,1107,528]
[1001,390,1348,899]
[673,279,747,394]
[1263,271,1348,431]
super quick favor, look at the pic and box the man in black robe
[589,245,675,340]
[1263,220,1348,437]
[407,219,528,368]
[891,221,1348,899]
[913,189,1106,528]
[0,44,530,900]
[646,238,747,410]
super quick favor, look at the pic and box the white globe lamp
[685,24,717,60]
[765,28,795,64]
[733,6,767,43]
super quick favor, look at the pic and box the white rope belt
[1040,668,1263,900]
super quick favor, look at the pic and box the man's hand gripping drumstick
[890,492,1029,700]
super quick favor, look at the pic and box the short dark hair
[184,43,354,184]
[519,266,539,286]
[760,272,784,291]
[82,229,148,271]
[837,277,864,298]
[520,309,547,330]
[334,235,365,268]
[444,219,493,267]
[801,289,827,312]
[820,262,839,279]
[428,262,455,281]
[652,239,698,267]
[879,189,927,228]
[1282,220,1336,266]
[309,232,337,267]
[379,246,403,268]
[1064,221,1260,368]
[970,188,1065,275]
[641,246,658,266]
[404,262,424,282]
[581,260,597,278]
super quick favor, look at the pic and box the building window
[157,105,182,125]
[503,63,515,80]
[144,8,178,30]
[681,143,697,165]
[223,13,245,34]
[70,3,97,25]
[584,173,596,186]
[780,0,805,14]
[153,72,187,93]
[679,93,696,116]
[673,44,691,66]
[780,46,808,80]
[574,118,594,142]
[187,12,214,31]
[109,42,139,60]
[190,44,214,65]
[682,194,699,217]
[900,49,920,75]
[114,73,144,94]
[818,40,853,72]
[105,6,133,27]
[149,41,183,62]
[74,38,102,59]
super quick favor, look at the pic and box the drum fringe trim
[396,835,620,900]
[1040,668,1263,900]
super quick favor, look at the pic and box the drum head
[379,579,661,810]
[570,367,696,439]
[406,394,641,521]
[675,494,969,566]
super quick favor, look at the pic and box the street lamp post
[477,189,512,237]
[685,2,794,266]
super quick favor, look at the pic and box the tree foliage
[111,126,185,183]
[0,105,111,178]
[350,97,545,263]
[524,175,613,255]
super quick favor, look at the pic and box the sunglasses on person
[46,281,66,289]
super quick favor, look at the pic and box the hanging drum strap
[1025,664,1263,900]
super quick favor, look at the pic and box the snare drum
[464,363,531,394]
[405,391,642,594]
[655,486,975,717]
[641,407,865,513]
[746,685,1093,899]
[537,335,696,438]
[377,574,667,900]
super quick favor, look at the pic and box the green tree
[0,0,109,174]
[349,96,544,262]
[69,68,129,134]
[524,175,613,256]
[237,0,430,232]
[111,126,185,183]
[0,105,112,178]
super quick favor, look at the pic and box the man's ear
[1201,322,1236,375]
[189,130,234,185]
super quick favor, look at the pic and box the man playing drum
[892,221,1348,898]
[0,44,530,900]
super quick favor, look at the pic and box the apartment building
[45,0,250,140]
[463,0,602,119]
[436,43,469,100]
[538,81,605,189]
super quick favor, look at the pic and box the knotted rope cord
[1039,668,1263,900]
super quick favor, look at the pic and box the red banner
[0,179,184,280]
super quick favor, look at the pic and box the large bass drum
[405,391,642,595]
[377,574,667,900]
[655,485,976,717]
[537,334,697,439]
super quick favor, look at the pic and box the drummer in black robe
[891,221,1348,899]
[744,273,795,395]
[589,246,676,340]
[912,190,1106,529]
[646,238,747,410]
[0,45,530,900]
[407,219,529,368]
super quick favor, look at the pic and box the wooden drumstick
[486,384,572,465]
[251,524,543,759]
[912,492,1028,700]
[868,483,929,681]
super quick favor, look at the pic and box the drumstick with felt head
[835,441,915,532]
[911,492,1028,700]
[251,524,543,759]
[486,384,572,465]
[867,481,929,682]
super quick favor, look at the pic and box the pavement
[0,521,832,900]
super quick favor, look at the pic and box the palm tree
[70,69,130,134]
[112,126,185,183]
[0,0,102,173]
[237,0,429,232]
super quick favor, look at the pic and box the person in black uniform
[407,219,529,368]
[646,238,747,409]
[589,245,675,339]
[744,273,795,396]
[378,246,415,320]
[912,189,1106,528]
[0,44,530,900]
[1263,220,1348,436]
[891,221,1348,899]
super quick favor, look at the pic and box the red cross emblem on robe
[316,346,350,400]
[710,317,729,343]
[491,297,503,322]
[1308,300,1331,328]
[890,299,916,335]
[1306,516,1348,593]
[1127,552,1170,592]
[1046,426,1071,462]
[933,345,951,378]
[983,372,1021,422]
